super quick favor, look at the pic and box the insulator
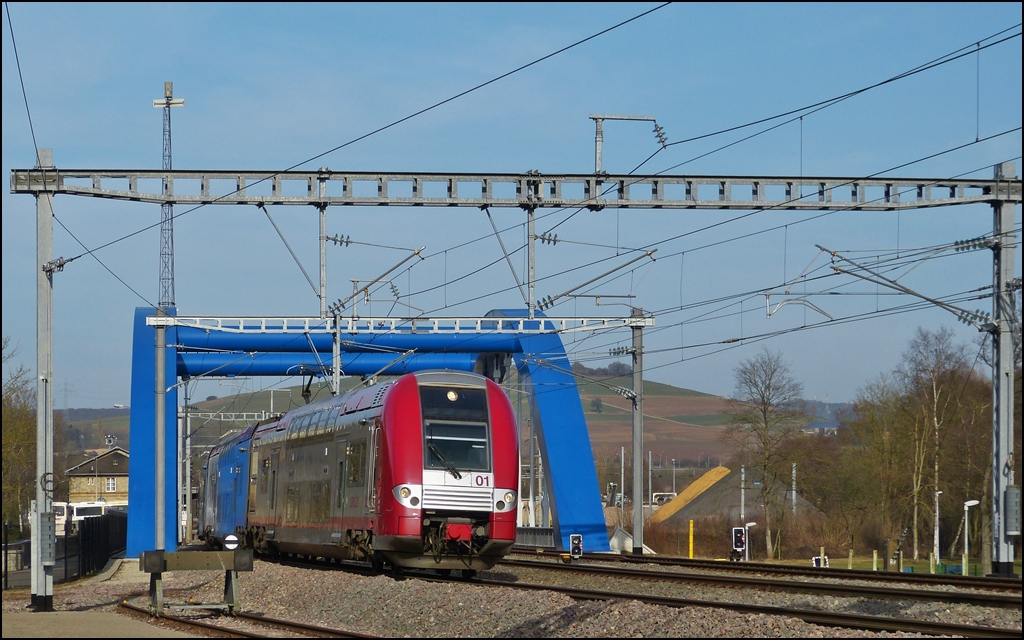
[653,124,668,147]
[954,236,992,253]
[43,257,67,275]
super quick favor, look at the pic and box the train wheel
[371,553,385,574]
[462,569,477,579]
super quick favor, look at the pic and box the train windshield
[424,421,489,472]
[420,386,488,422]
[421,385,490,472]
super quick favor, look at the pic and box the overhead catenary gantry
[12,158,1021,578]
[11,167,1017,211]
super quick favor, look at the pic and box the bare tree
[726,347,804,558]
[3,337,35,534]
[896,327,966,560]
[845,373,912,536]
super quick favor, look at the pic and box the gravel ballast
[6,557,1021,637]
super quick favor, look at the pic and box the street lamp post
[963,499,980,575]
[745,522,757,562]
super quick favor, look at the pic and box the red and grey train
[197,370,520,573]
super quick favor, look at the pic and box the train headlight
[392,484,422,508]
[492,489,517,512]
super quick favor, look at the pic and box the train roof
[237,370,494,443]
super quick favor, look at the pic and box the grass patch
[577,377,713,397]
[666,414,734,427]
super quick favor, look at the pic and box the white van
[55,501,107,534]
[53,501,69,535]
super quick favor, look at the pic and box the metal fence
[3,512,127,590]
[77,511,127,577]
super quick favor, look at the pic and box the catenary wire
[59,4,672,265]
[425,146,1020,322]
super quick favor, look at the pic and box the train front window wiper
[427,442,462,480]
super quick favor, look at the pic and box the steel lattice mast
[154,82,184,307]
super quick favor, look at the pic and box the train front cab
[375,371,519,571]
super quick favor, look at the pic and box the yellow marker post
[689,519,694,559]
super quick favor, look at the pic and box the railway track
[498,556,1023,608]
[466,575,1024,638]
[511,548,1023,593]
[267,555,1022,637]
[119,600,377,638]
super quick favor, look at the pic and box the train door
[335,439,348,523]
[248,446,259,515]
[269,448,280,519]
[232,461,241,532]
[368,421,381,510]
[208,452,221,536]
[346,439,367,515]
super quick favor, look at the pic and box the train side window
[347,441,367,486]
[328,406,342,432]
[311,481,329,523]
[286,415,302,441]
[258,458,270,493]
[285,483,300,522]
[315,409,331,436]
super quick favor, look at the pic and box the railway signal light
[732,527,745,551]
[569,534,583,559]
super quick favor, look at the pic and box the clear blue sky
[3,3,1021,409]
